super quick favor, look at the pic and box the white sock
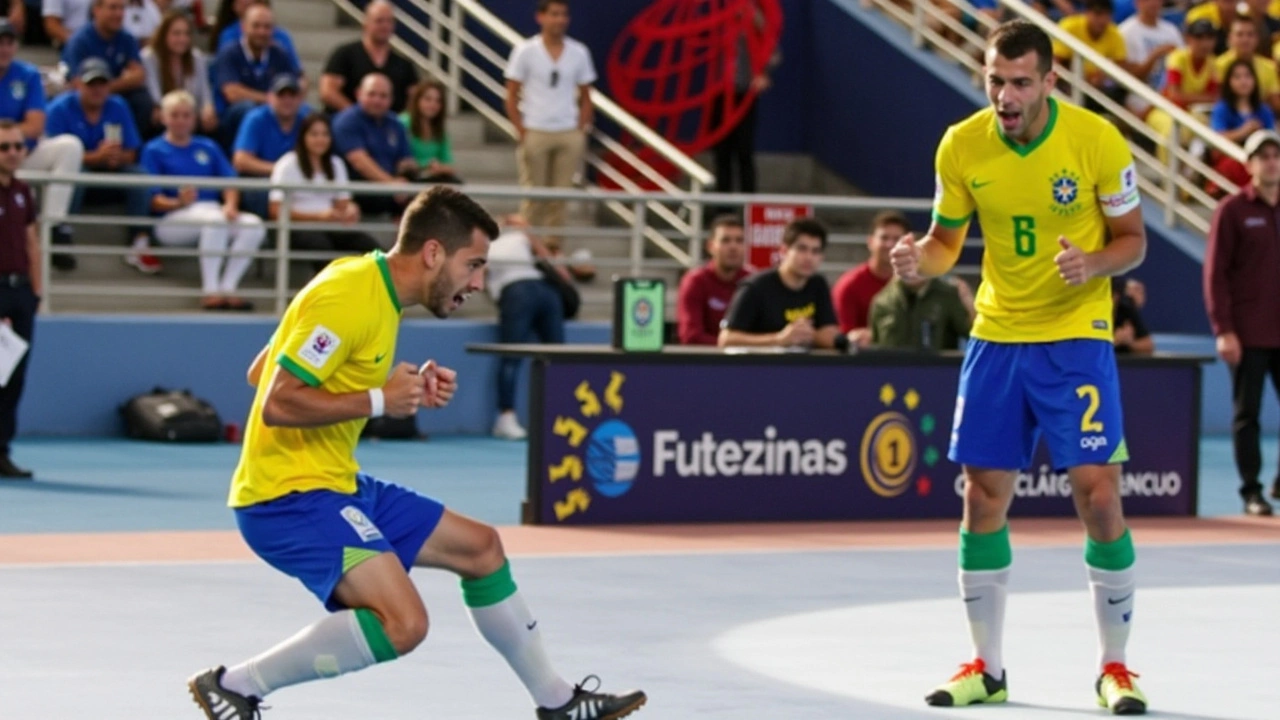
[960,568,1010,678]
[1088,565,1136,668]
[131,235,149,251]
[220,610,387,699]
[468,591,575,709]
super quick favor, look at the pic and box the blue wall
[19,316,609,438]
[12,318,1272,438]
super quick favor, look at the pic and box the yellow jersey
[1165,48,1219,100]
[931,98,1140,343]
[229,251,403,507]
[1052,15,1127,77]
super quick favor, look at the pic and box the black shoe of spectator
[1245,493,1273,517]
[1270,480,1280,501]
[51,226,76,271]
[0,455,33,479]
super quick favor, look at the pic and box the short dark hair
[871,210,910,233]
[782,218,828,250]
[709,213,744,234]
[988,19,1054,75]
[0,119,18,133]
[1083,0,1113,13]
[396,186,499,255]
[1229,14,1258,32]
[537,0,568,12]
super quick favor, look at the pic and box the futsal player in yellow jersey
[890,21,1150,715]
[187,187,646,720]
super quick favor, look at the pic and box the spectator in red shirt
[677,214,749,344]
[1205,128,1280,516]
[832,210,907,346]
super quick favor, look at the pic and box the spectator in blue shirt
[142,89,266,311]
[209,0,300,70]
[332,73,416,217]
[61,0,153,138]
[0,20,83,271]
[212,3,302,153]
[232,73,308,219]
[47,58,159,274]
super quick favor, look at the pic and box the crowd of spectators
[0,0,482,309]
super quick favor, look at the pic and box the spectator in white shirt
[269,114,380,274]
[43,0,93,47]
[141,11,217,134]
[1118,0,1182,119]
[503,0,595,254]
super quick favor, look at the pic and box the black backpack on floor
[120,387,223,443]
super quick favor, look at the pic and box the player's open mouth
[450,292,468,309]
[997,110,1020,129]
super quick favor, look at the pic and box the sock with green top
[958,525,1012,678]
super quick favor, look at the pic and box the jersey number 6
[1012,216,1036,257]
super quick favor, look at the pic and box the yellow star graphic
[905,389,920,411]
[880,384,896,406]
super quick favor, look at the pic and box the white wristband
[368,388,385,418]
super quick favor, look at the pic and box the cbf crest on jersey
[9,80,23,101]
[194,149,210,166]
[1049,168,1082,218]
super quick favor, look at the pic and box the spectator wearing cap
[141,89,266,311]
[211,2,302,153]
[141,11,217,136]
[320,0,417,116]
[0,19,83,271]
[232,73,309,220]
[1184,0,1238,54]
[0,120,41,479]
[45,57,157,274]
[43,0,93,49]
[332,72,415,218]
[62,0,153,136]
[1205,128,1280,517]
[1163,19,1221,109]
[1117,0,1182,120]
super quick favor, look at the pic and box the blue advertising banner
[530,360,1199,525]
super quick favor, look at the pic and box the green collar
[998,97,1058,157]
[373,251,402,313]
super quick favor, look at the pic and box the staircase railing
[329,0,717,266]
[860,0,1245,237]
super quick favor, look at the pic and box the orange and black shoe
[1096,662,1147,715]
[924,658,1008,706]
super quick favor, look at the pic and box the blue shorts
[948,339,1129,471]
[236,474,446,611]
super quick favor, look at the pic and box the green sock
[958,525,1012,676]
[959,524,1012,571]
[1085,529,1135,571]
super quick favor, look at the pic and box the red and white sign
[745,203,813,269]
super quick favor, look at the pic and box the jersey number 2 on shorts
[1013,216,1036,257]
[1076,384,1104,433]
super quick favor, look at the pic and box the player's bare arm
[889,222,966,281]
[1054,207,1146,286]
[246,346,269,387]
[261,362,424,428]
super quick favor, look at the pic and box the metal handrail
[19,170,936,315]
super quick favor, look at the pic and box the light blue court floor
[0,437,1278,719]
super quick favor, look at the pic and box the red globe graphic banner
[607,0,783,158]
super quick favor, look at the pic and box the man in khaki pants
[503,0,594,253]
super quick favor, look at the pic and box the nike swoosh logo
[375,353,387,363]
[963,596,982,603]
[970,179,994,189]
[1107,593,1133,605]
[526,621,538,630]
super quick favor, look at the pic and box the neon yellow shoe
[924,659,1008,707]
[1096,662,1147,715]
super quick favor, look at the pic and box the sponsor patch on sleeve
[298,325,342,369]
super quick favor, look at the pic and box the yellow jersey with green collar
[931,98,1140,343]
[229,251,403,507]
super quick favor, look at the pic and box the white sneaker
[493,412,528,440]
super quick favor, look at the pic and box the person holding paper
[0,119,41,479]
